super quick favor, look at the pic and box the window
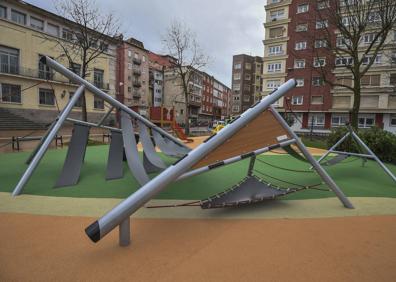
[294,59,305,69]
[233,83,241,91]
[38,55,53,80]
[269,27,284,38]
[39,88,55,106]
[30,17,44,31]
[361,75,380,86]
[234,63,241,69]
[69,63,81,76]
[270,9,285,21]
[358,115,375,128]
[390,114,396,127]
[245,74,251,80]
[336,76,353,87]
[267,80,281,90]
[233,95,240,101]
[311,96,324,105]
[332,114,349,127]
[335,57,353,66]
[295,41,307,50]
[142,56,146,62]
[100,42,109,52]
[336,36,351,47]
[0,45,19,74]
[362,54,381,65]
[1,83,21,103]
[313,57,326,67]
[94,68,104,88]
[0,5,6,18]
[390,74,396,85]
[363,33,379,44]
[243,95,250,102]
[297,4,309,13]
[317,1,330,9]
[269,45,283,55]
[245,63,252,70]
[94,97,104,109]
[232,105,240,112]
[233,73,241,80]
[11,9,26,25]
[308,114,325,128]
[312,77,324,86]
[292,96,303,105]
[368,12,380,23]
[69,92,83,107]
[296,78,304,87]
[244,84,250,91]
[62,29,73,41]
[316,20,328,29]
[315,39,328,48]
[296,24,308,32]
[268,63,282,72]
[47,23,59,37]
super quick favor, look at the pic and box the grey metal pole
[317,132,350,164]
[331,150,373,159]
[12,85,86,196]
[84,79,298,243]
[351,131,396,183]
[119,218,131,247]
[269,106,354,209]
[247,156,256,177]
[97,106,115,127]
[66,118,122,133]
[41,56,188,149]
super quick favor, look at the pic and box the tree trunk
[351,76,361,129]
[81,55,88,122]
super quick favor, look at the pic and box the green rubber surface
[1,145,396,200]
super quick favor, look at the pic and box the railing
[133,91,141,98]
[133,57,142,65]
[133,69,142,76]
[133,81,142,88]
[0,65,67,83]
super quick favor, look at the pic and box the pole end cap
[85,221,101,243]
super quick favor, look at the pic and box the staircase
[0,108,47,130]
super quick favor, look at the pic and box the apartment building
[0,0,117,125]
[231,54,264,116]
[263,0,396,133]
[116,38,150,117]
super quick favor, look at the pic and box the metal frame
[317,125,396,183]
[84,79,353,247]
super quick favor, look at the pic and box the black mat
[200,176,296,209]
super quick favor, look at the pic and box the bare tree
[162,20,208,135]
[310,0,396,128]
[50,0,120,121]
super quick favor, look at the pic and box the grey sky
[27,0,265,87]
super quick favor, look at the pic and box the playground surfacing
[1,144,396,281]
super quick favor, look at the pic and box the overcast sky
[27,0,265,87]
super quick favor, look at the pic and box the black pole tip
[39,56,47,65]
[85,221,101,243]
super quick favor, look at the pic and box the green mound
[1,145,396,200]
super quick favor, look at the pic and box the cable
[256,157,313,173]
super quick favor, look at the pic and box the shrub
[327,127,396,164]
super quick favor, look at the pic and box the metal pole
[84,79,298,243]
[269,106,354,209]
[331,150,373,159]
[316,132,350,164]
[119,218,131,247]
[97,106,115,127]
[41,56,188,149]
[12,85,86,196]
[247,156,256,177]
[351,131,396,183]
[66,118,122,133]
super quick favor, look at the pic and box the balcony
[133,80,142,88]
[133,57,142,65]
[188,100,201,107]
[133,91,141,99]
[133,69,142,76]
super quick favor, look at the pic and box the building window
[269,27,284,38]
[295,41,307,50]
[296,24,308,32]
[243,95,250,102]
[294,59,305,69]
[245,63,252,70]
[245,74,251,80]
[316,20,328,29]
[69,92,83,107]
[233,83,241,91]
[270,9,285,21]
[234,63,241,69]
[30,17,44,31]
[315,39,328,48]
[291,96,303,105]
[390,114,396,127]
[47,23,59,37]
[69,63,81,76]
[1,83,21,103]
[94,68,104,89]
[363,33,380,44]
[11,9,26,25]
[0,45,19,74]
[313,57,326,67]
[233,73,241,80]
[268,63,282,72]
[361,75,380,86]
[332,114,349,127]
[335,57,353,66]
[311,96,324,105]
[232,105,240,112]
[390,73,396,85]
[362,54,381,65]
[94,97,104,109]
[38,55,53,80]
[39,88,55,106]
[267,80,281,90]
[308,114,325,128]
[312,77,324,86]
[297,4,309,13]
[0,5,6,18]
[100,42,109,52]
[358,114,375,128]
[62,29,73,41]
[336,76,353,87]
[244,84,250,91]
[336,36,351,47]
[317,1,330,9]
[269,45,283,55]
[296,78,304,87]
